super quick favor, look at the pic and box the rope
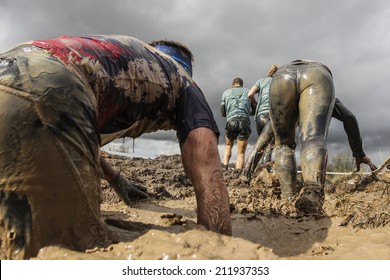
[372,155,390,176]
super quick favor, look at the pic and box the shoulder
[254,78,263,85]
[242,87,250,94]
[222,88,232,97]
[223,88,232,94]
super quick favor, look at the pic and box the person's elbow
[248,86,259,98]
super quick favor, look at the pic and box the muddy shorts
[225,117,251,141]
[0,47,107,259]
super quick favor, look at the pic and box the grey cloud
[1,0,389,165]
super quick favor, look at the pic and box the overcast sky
[1,0,389,166]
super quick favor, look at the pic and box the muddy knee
[0,191,32,259]
[274,146,297,198]
[300,138,328,185]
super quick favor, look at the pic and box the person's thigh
[298,65,335,141]
[256,114,268,135]
[225,136,235,147]
[0,53,107,258]
[270,74,299,147]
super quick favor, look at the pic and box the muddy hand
[355,156,377,172]
[109,173,148,205]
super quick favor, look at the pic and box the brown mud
[35,153,390,260]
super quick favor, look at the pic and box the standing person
[0,35,231,259]
[269,59,335,214]
[243,64,278,178]
[221,78,252,170]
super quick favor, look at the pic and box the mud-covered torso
[32,35,188,143]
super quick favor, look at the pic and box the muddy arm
[180,127,232,235]
[100,157,147,205]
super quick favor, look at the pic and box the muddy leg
[0,88,107,258]
[242,121,274,178]
[223,137,234,169]
[236,140,248,170]
[295,138,327,214]
[0,192,32,259]
[274,145,297,198]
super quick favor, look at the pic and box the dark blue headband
[154,44,193,77]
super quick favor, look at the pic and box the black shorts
[225,117,251,141]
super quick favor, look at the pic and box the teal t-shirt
[221,87,251,122]
[253,77,272,117]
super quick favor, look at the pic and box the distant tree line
[327,152,354,173]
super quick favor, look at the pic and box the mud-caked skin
[242,120,274,179]
[0,35,223,258]
[254,114,273,164]
[270,60,335,213]
[243,98,377,181]
[243,62,376,186]
[0,192,32,259]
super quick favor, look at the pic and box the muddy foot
[295,185,324,215]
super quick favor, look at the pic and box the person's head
[149,40,194,77]
[232,77,243,88]
[267,64,278,77]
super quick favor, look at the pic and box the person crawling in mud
[0,35,232,259]
[267,59,378,216]
[242,97,377,180]
[269,59,360,215]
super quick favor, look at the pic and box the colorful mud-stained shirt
[253,77,272,117]
[221,87,251,122]
[28,35,218,145]
[0,35,220,256]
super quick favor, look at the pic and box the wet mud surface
[36,153,390,260]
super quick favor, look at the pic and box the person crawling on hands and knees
[0,35,231,259]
